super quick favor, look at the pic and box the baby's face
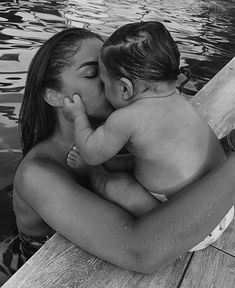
[98,58,125,109]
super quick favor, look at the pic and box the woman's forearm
[128,153,235,272]
[20,153,235,274]
[89,153,235,273]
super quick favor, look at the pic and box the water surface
[0,0,234,155]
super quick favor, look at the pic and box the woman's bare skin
[13,35,235,274]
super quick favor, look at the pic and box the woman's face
[59,38,113,119]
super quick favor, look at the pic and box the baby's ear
[119,78,134,101]
[44,88,64,107]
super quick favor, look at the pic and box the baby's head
[99,21,181,108]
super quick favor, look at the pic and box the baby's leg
[89,166,161,217]
[104,154,134,173]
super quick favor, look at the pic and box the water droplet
[123,225,129,231]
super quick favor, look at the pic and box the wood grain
[180,246,235,288]
[210,213,235,257]
[190,57,235,138]
[2,233,192,288]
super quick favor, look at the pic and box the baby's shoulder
[106,105,135,125]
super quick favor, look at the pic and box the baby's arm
[67,147,133,176]
[63,95,131,165]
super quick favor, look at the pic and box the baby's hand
[63,94,86,122]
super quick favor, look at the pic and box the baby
[63,21,234,251]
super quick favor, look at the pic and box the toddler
[63,21,234,251]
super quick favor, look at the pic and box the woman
[1,27,235,283]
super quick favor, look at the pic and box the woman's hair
[19,28,102,157]
[100,21,189,86]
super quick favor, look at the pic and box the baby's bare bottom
[89,165,161,217]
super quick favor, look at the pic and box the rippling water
[0,0,235,152]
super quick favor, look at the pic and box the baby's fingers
[73,94,83,105]
[64,97,72,106]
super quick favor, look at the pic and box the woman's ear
[44,88,64,107]
[119,78,134,101]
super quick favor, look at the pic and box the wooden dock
[2,57,235,288]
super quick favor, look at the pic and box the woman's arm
[15,154,235,274]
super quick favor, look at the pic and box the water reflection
[0,0,234,151]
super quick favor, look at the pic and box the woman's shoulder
[14,141,68,197]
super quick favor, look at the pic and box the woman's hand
[63,94,86,122]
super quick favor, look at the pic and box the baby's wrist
[73,111,86,122]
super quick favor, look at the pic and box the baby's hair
[100,21,190,90]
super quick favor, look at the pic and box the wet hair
[100,21,190,90]
[19,28,103,157]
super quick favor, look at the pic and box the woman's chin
[90,106,114,120]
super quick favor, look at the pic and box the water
[0,0,234,157]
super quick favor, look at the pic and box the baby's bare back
[127,94,226,197]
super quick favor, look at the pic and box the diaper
[151,192,234,252]
[189,206,234,252]
[150,192,168,203]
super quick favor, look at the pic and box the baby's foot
[67,145,86,175]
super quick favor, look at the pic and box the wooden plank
[1,233,192,288]
[180,246,235,288]
[210,213,235,257]
[190,57,235,138]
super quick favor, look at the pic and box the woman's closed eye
[84,66,99,78]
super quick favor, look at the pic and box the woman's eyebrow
[79,61,98,69]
